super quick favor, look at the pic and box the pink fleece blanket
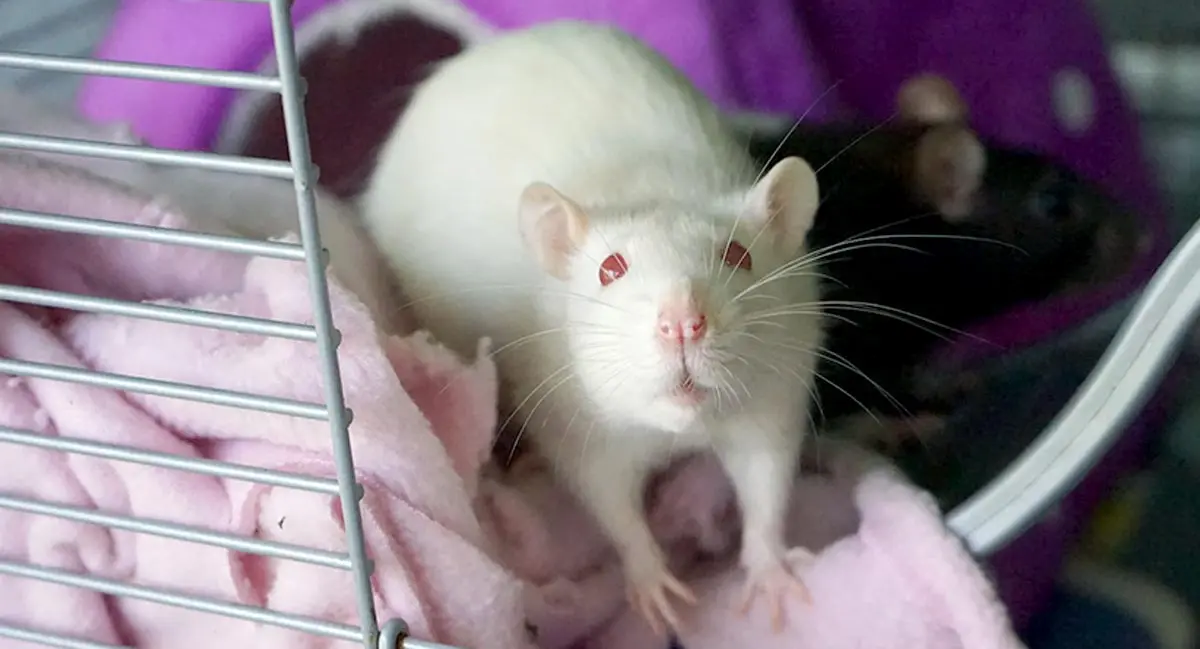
[0,151,532,649]
[0,122,1024,649]
[482,443,1027,649]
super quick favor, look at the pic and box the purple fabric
[77,0,836,151]
[78,0,333,152]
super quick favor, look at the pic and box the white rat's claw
[626,562,696,636]
[738,547,816,632]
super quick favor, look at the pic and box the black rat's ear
[518,182,590,280]
[896,73,970,125]
[912,124,986,221]
[744,156,820,256]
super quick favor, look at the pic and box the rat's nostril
[657,313,707,342]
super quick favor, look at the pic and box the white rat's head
[518,157,823,434]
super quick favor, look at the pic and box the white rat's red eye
[599,252,629,287]
[722,241,752,271]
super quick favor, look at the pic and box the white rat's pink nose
[657,301,708,344]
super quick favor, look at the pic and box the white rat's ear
[913,124,986,222]
[518,182,590,280]
[896,73,970,125]
[744,156,819,257]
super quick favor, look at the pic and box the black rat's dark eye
[1031,179,1078,222]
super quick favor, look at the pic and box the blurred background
[0,0,1198,647]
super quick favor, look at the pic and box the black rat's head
[890,75,1143,307]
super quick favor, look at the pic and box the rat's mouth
[668,373,709,407]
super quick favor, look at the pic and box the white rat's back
[360,20,755,359]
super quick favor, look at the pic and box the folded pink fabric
[0,151,532,649]
[478,442,1028,649]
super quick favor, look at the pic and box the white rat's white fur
[360,20,824,629]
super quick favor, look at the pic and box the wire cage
[0,0,424,647]
[0,0,1197,648]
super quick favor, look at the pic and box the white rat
[359,20,823,633]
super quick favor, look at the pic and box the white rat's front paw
[738,547,816,631]
[623,550,697,636]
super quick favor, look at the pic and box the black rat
[741,75,1142,441]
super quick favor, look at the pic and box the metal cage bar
[0,131,293,178]
[0,283,318,341]
[0,206,307,259]
[263,0,384,646]
[947,214,1200,555]
[0,559,364,642]
[0,426,340,494]
[0,357,330,419]
[0,51,281,91]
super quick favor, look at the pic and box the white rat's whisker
[761,238,926,285]
[817,300,986,343]
[730,267,828,303]
[809,370,881,425]
[541,404,586,466]
[742,309,853,329]
[812,114,898,177]
[751,302,954,343]
[750,79,845,188]
[399,283,634,316]
[749,230,1023,301]
[511,370,581,465]
[730,326,900,423]
[732,236,933,303]
[752,337,912,418]
[814,346,912,417]
[793,231,1026,276]
[554,416,596,476]
[712,362,750,413]
[739,352,833,444]
[568,358,636,467]
[718,80,844,288]
[496,363,575,450]
[432,326,577,401]
[723,213,935,309]
[720,201,784,292]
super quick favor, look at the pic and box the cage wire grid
[0,0,1199,647]
[0,0,430,647]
